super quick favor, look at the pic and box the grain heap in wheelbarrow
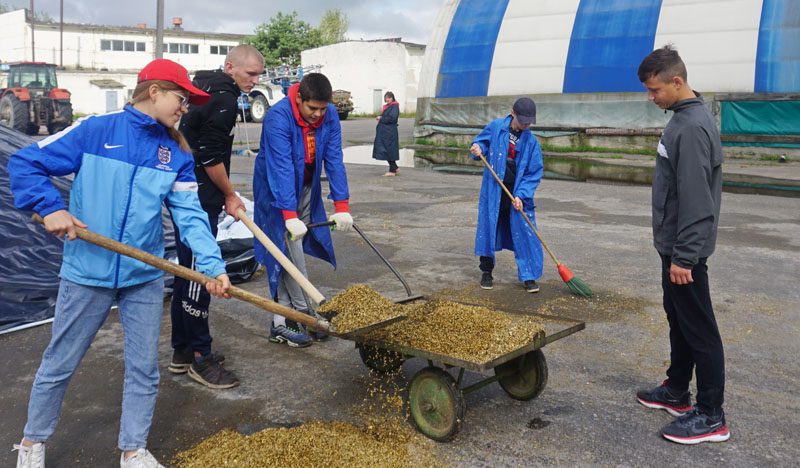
[324,284,544,364]
[368,299,544,365]
[318,283,404,334]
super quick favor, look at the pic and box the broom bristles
[566,276,593,298]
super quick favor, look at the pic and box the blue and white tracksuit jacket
[7,105,226,289]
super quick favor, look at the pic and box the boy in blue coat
[469,97,544,293]
[253,73,352,347]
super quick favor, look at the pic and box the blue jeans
[23,277,164,451]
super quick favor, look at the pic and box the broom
[476,151,593,297]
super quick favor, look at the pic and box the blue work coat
[471,116,544,281]
[253,96,350,297]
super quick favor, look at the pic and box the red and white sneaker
[661,407,730,445]
[636,379,693,417]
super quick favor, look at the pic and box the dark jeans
[479,204,511,274]
[388,160,398,173]
[169,207,221,356]
[660,254,725,414]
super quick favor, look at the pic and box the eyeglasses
[165,89,190,107]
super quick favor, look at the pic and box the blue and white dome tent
[415,0,799,148]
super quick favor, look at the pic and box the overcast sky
[5,0,445,44]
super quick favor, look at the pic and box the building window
[100,40,145,52]
[210,45,233,55]
[163,42,200,54]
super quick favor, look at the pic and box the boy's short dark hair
[637,45,687,83]
[298,73,333,102]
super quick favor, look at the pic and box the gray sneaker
[188,355,240,389]
[14,441,45,468]
[169,348,225,374]
[120,448,164,468]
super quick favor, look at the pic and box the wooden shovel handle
[236,208,326,305]
[32,214,330,331]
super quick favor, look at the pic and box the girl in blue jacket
[9,59,231,468]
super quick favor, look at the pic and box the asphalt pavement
[5,117,799,466]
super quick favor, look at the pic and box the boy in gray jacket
[634,45,728,445]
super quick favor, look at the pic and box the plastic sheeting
[415,93,674,136]
[721,100,800,147]
[0,126,69,333]
[1,125,257,334]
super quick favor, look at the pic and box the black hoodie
[179,69,240,210]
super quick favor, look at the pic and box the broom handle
[235,208,326,305]
[32,214,330,331]
[476,151,561,265]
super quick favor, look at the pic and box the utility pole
[29,0,35,61]
[155,0,164,59]
[59,0,63,67]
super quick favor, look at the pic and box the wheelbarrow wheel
[495,349,548,401]
[358,344,405,374]
[409,366,465,442]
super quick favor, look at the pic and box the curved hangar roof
[418,0,800,99]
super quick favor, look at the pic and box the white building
[0,9,245,71]
[0,8,245,115]
[301,39,425,114]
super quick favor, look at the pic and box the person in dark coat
[372,91,400,176]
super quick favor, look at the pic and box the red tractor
[0,62,73,135]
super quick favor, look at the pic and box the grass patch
[349,112,416,118]
[414,138,464,148]
[541,143,657,156]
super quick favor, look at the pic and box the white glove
[328,212,353,232]
[285,218,307,240]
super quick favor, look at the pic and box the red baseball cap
[137,59,210,105]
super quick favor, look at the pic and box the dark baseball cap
[513,97,536,125]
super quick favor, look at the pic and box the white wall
[0,9,28,63]
[57,71,138,115]
[417,0,459,99]
[302,41,424,114]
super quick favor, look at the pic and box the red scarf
[288,83,324,167]
[381,100,399,113]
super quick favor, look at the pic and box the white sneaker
[14,441,45,468]
[120,448,164,468]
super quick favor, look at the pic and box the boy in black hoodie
[635,45,728,445]
[169,44,264,389]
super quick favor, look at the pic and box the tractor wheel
[48,101,73,134]
[337,111,349,120]
[0,94,30,133]
[26,123,41,135]
[250,94,269,123]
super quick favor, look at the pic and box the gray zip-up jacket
[652,95,723,268]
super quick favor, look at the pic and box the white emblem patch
[158,145,172,164]
[657,141,669,159]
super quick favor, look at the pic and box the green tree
[318,8,348,45]
[246,11,322,66]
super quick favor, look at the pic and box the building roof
[14,9,245,41]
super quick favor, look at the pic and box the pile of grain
[174,420,446,468]
[366,299,544,365]
[319,284,404,334]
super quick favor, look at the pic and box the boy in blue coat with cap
[469,97,544,293]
